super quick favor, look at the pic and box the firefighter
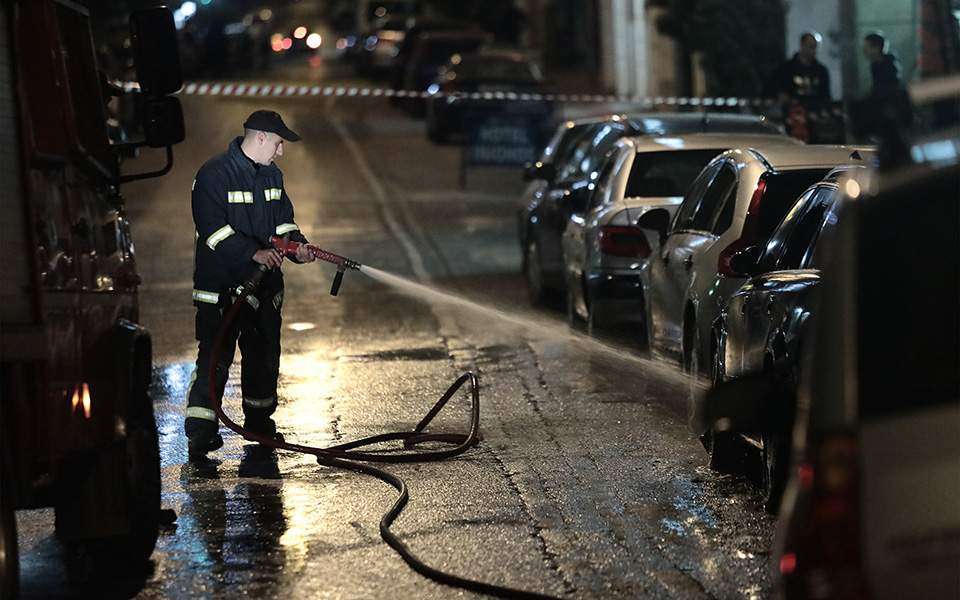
[185,109,315,458]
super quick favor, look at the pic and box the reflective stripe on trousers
[243,396,275,409]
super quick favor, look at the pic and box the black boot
[243,415,284,445]
[187,429,224,460]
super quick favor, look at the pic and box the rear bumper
[586,271,644,326]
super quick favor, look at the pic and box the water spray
[270,235,361,296]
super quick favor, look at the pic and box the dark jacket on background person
[191,137,308,305]
[870,53,904,97]
[769,53,832,108]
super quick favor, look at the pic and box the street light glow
[306,33,322,49]
[294,26,307,39]
[180,1,196,18]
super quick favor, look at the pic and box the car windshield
[624,150,724,197]
[425,39,485,64]
[458,59,539,83]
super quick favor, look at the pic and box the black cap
[243,110,301,142]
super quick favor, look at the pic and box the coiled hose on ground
[208,272,561,599]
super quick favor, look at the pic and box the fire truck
[0,2,184,595]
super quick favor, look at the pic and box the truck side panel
[0,6,34,328]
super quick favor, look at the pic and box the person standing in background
[863,32,906,97]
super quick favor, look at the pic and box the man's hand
[295,244,315,263]
[253,248,284,268]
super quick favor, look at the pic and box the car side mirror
[142,96,185,148]
[636,208,670,246]
[130,7,183,95]
[524,161,555,182]
[729,246,764,277]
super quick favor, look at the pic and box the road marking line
[328,117,431,283]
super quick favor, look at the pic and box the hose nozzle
[270,236,362,296]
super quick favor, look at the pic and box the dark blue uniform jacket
[191,137,308,305]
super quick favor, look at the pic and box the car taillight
[717,175,767,277]
[780,432,867,599]
[717,238,746,277]
[598,225,650,258]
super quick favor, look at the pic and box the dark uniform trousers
[185,278,284,439]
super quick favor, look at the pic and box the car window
[558,129,599,180]
[541,123,595,167]
[708,164,741,235]
[580,123,627,175]
[690,163,736,232]
[754,168,830,241]
[588,150,620,212]
[759,187,814,270]
[550,124,597,174]
[460,59,539,82]
[624,149,723,198]
[799,194,840,268]
[672,162,720,232]
[778,187,838,269]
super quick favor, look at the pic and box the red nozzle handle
[270,236,361,270]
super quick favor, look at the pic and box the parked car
[699,76,960,599]
[705,142,959,599]
[773,160,959,600]
[355,16,409,76]
[519,113,790,305]
[399,30,490,115]
[639,144,873,390]
[425,50,545,144]
[707,166,864,508]
[559,133,794,346]
[388,17,468,93]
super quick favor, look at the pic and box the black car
[425,51,545,144]
[398,30,489,115]
[518,113,787,305]
[708,167,860,509]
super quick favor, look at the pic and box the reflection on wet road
[16,66,774,599]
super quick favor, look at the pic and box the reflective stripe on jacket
[191,137,308,302]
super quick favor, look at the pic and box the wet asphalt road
[16,62,775,599]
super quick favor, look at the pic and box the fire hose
[207,243,560,600]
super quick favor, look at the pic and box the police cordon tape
[176,80,786,109]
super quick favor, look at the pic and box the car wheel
[524,240,548,305]
[57,400,160,583]
[762,431,789,513]
[705,428,740,474]
[566,288,586,332]
[702,339,740,474]
[586,295,598,337]
[684,320,703,415]
[1,463,18,600]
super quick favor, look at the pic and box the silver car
[559,133,794,346]
[640,143,874,381]
[519,112,787,304]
